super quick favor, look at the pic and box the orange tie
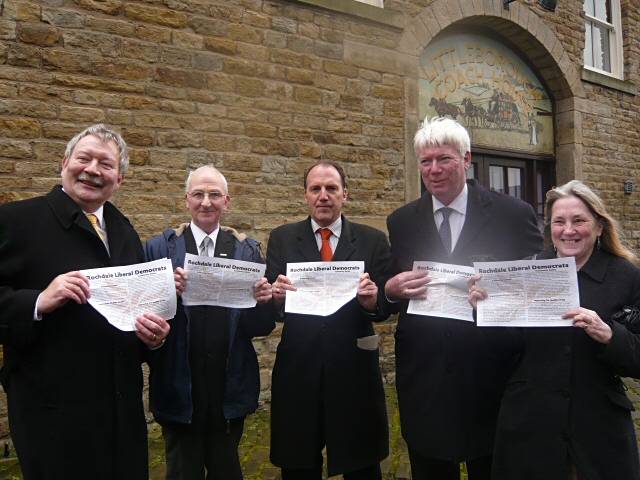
[318,228,333,261]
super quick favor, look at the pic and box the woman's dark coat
[493,249,640,480]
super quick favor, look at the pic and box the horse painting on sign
[419,32,554,155]
[429,97,460,119]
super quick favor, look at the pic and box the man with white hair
[145,165,274,480]
[0,123,169,479]
[385,117,542,480]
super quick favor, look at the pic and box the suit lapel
[214,229,236,258]
[453,181,491,256]
[47,186,110,260]
[103,202,126,262]
[332,216,356,261]
[414,193,449,259]
[294,218,322,262]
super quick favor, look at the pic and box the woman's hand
[563,307,612,344]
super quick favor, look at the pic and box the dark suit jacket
[0,186,148,479]
[386,180,542,462]
[493,249,640,480]
[266,216,391,476]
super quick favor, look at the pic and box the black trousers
[281,462,382,480]
[163,418,244,480]
[408,450,492,480]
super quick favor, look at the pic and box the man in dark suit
[0,124,169,479]
[384,117,542,480]
[266,161,391,480]
[145,165,274,480]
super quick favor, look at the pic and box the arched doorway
[418,30,556,222]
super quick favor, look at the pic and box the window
[583,0,623,78]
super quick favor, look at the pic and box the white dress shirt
[191,222,219,257]
[432,183,468,252]
[310,217,342,254]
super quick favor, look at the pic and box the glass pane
[584,22,594,66]
[489,166,505,194]
[507,167,522,199]
[594,0,611,22]
[466,163,476,180]
[591,23,612,71]
[536,171,544,217]
[584,0,594,17]
[597,24,611,71]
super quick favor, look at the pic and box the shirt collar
[190,222,219,249]
[311,216,342,238]
[87,205,105,227]
[61,187,106,227]
[432,183,468,216]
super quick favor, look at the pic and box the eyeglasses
[188,190,225,202]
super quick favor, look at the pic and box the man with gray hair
[0,124,169,478]
[384,117,542,480]
[145,165,274,480]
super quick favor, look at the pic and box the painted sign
[419,32,554,155]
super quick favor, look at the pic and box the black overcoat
[386,180,542,461]
[266,216,391,476]
[0,186,148,479]
[493,249,640,480]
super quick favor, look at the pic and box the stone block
[5,0,41,21]
[189,16,227,36]
[228,23,263,44]
[134,113,181,129]
[72,0,122,15]
[96,59,154,81]
[58,105,105,122]
[156,66,207,89]
[42,48,92,74]
[124,4,187,28]
[294,85,322,104]
[8,43,41,68]
[272,16,297,34]
[244,10,271,28]
[172,30,203,50]
[85,17,135,37]
[246,123,278,138]
[0,20,17,40]
[344,40,416,77]
[285,67,314,85]
[18,22,60,46]
[133,24,172,44]
[0,99,57,118]
[192,51,223,71]
[203,36,237,55]
[371,83,402,100]
[234,77,266,97]
[157,130,203,148]
[314,40,343,60]
[0,117,40,138]
[63,31,122,56]
[0,139,32,159]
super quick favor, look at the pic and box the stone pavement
[3,381,640,479]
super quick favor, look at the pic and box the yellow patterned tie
[85,213,107,245]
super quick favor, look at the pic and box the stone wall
[0,0,639,443]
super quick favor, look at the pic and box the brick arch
[399,0,585,200]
